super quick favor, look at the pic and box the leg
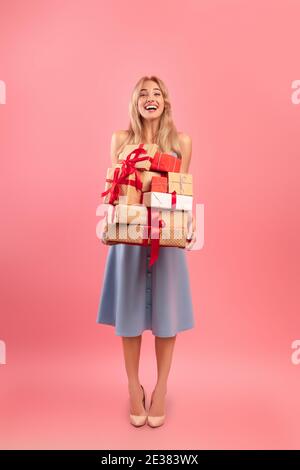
[122,335,146,415]
[149,335,177,416]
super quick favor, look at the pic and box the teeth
[145,105,157,110]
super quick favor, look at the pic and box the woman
[97,75,196,428]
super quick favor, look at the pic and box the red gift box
[150,152,181,173]
[151,176,168,192]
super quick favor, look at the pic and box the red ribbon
[106,206,166,266]
[101,167,122,204]
[171,190,177,209]
[101,146,152,204]
[120,145,150,174]
[148,208,166,267]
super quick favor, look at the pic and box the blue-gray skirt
[96,243,195,337]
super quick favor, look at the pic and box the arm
[178,133,196,249]
[101,130,128,244]
[110,130,129,166]
[179,132,192,173]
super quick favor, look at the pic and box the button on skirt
[96,243,195,337]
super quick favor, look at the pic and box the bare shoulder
[114,129,130,139]
[110,130,130,164]
[178,131,192,145]
[112,129,130,147]
[178,132,192,173]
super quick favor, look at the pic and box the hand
[101,216,109,245]
[186,212,196,250]
[101,236,108,245]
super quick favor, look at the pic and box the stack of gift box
[101,143,193,265]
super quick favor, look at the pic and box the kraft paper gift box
[102,165,142,205]
[167,172,193,196]
[151,175,168,192]
[103,213,188,249]
[103,208,192,264]
[142,191,193,211]
[107,203,148,225]
[104,181,141,205]
[118,143,159,170]
[155,209,189,248]
[104,222,149,245]
[140,170,163,192]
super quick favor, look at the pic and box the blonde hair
[116,75,182,159]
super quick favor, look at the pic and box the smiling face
[137,80,165,120]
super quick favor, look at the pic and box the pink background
[1,0,300,450]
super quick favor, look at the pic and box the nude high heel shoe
[147,391,166,428]
[129,384,147,427]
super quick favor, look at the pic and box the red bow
[101,146,151,204]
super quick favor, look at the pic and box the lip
[144,104,158,111]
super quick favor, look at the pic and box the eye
[139,92,161,97]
